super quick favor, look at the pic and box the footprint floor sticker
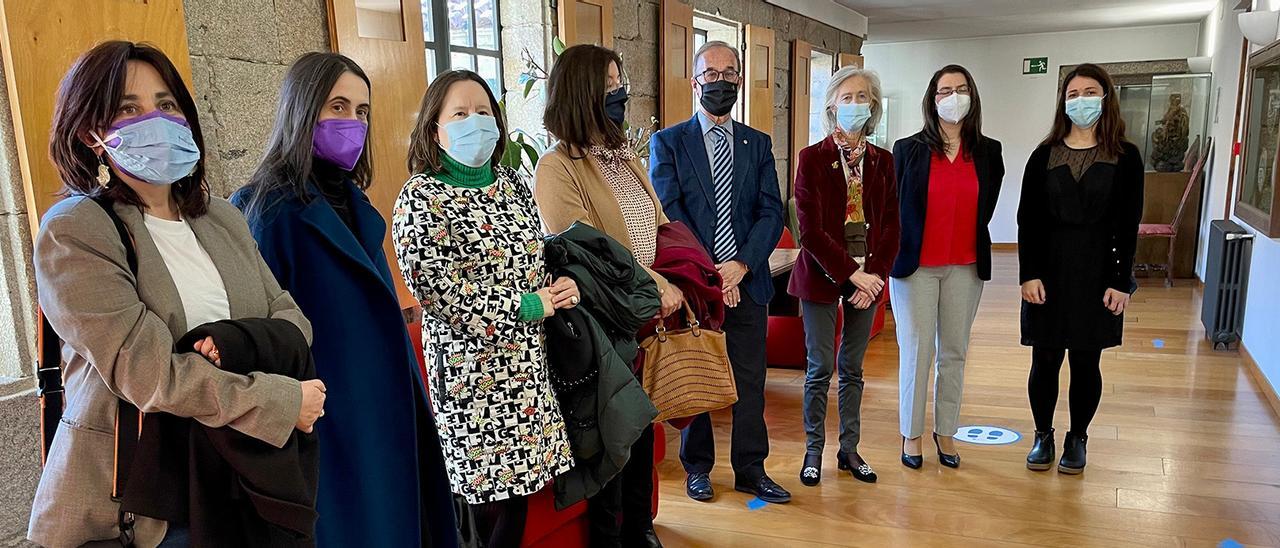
[955,425,1022,445]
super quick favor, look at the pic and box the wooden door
[0,0,192,236]
[839,53,864,69]
[328,0,428,307]
[659,0,693,129]
[559,0,614,48]
[744,25,775,136]
[789,40,812,195]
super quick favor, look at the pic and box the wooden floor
[652,251,1280,548]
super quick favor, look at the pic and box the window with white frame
[422,0,503,94]
[809,49,835,146]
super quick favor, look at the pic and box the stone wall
[611,0,862,189]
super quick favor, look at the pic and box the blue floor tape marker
[1219,539,1243,548]
[1153,339,1166,348]
[747,497,768,510]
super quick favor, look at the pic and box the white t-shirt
[144,214,231,329]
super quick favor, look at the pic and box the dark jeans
[679,295,770,481]
[470,495,528,548]
[157,525,189,548]
[588,423,655,548]
[801,298,877,456]
[1028,346,1103,434]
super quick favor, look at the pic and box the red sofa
[767,229,887,369]
[405,316,664,547]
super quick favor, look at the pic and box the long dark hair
[407,70,507,175]
[1042,63,1127,157]
[49,41,208,217]
[544,44,626,155]
[920,64,984,159]
[239,52,372,220]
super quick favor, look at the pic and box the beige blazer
[29,196,311,548]
[533,144,671,293]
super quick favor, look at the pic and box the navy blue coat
[231,182,457,548]
[650,116,785,306]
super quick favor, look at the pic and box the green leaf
[553,36,566,56]
[523,143,539,167]
[522,77,537,99]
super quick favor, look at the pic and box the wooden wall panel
[659,0,693,129]
[0,0,193,237]
[789,39,812,197]
[839,52,863,69]
[558,0,614,48]
[329,0,428,307]
[743,25,775,136]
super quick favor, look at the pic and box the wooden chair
[1137,137,1210,287]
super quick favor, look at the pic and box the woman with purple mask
[232,53,458,547]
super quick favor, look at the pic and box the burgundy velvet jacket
[788,136,900,304]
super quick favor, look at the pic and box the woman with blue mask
[1018,63,1143,475]
[30,41,324,547]
[232,53,457,547]
[789,66,899,487]
[394,69,577,548]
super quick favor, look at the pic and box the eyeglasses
[934,85,971,98]
[606,74,631,95]
[696,68,741,84]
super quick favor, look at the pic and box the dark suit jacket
[891,131,1005,281]
[788,136,900,304]
[650,115,785,305]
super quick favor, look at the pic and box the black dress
[1017,142,1144,349]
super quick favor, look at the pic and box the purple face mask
[312,118,368,171]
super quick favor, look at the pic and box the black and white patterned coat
[392,166,573,504]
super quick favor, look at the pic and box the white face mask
[936,93,971,125]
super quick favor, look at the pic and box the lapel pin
[832,161,839,169]
[742,139,747,144]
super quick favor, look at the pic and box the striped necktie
[710,125,738,263]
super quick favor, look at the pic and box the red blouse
[919,151,979,267]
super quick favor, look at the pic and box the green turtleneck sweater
[433,153,543,321]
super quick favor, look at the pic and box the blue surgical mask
[835,102,872,133]
[441,114,500,168]
[1065,96,1104,129]
[92,110,200,186]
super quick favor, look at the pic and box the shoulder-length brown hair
[407,70,507,175]
[1042,63,1127,157]
[920,64,985,160]
[49,40,208,217]
[544,44,625,155]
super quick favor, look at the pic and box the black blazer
[890,131,1005,281]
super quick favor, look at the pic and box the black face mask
[699,80,738,117]
[605,87,629,127]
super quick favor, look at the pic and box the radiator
[1201,220,1253,349]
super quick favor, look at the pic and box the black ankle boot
[1026,429,1054,471]
[1058,431,1087,474]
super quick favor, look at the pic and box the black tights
[1028,346,1103,435]
[470,495,528,548]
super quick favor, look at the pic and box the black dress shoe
[901,436,923,469]
[933,433,960,469]
[800,453,822,486]
[627,527,663,548]
[837,450,878,483]
[686,472,714,501]
[734,474,791,504]
[1058,431,1088,475]
[1026,429,1055,471]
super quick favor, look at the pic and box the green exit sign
[1023,57,1048,75]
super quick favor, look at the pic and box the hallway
[655,250,1280,547]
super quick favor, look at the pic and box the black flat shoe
[800,453,822,486]
[1058,431,1088,475]
[734,474,791,504]
[686,472,714,501]
[933,432,960,469]
[629,528,663,548]
[1026,429,1055,471]
[901,436,923,469]
[837,450,878,483]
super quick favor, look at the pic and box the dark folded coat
[121,318,319,547]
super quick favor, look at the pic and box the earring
[96,157,110,187]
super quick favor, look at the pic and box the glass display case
[1147,74,1211,173]
[1117,84,1151,164]
[1238,40,1280,237]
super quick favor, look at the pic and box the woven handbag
[639,303,737,423]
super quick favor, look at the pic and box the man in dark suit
[649,40,788,504]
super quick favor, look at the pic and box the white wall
[1196,1,1246,280]
[864,24,1201,243]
